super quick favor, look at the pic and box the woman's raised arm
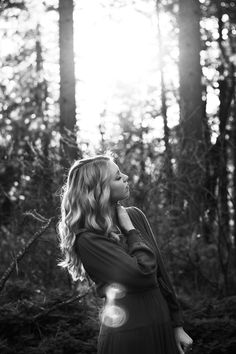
[76,229,157,291]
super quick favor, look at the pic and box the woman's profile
[58,155,193,354]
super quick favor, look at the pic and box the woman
[58,155,193,354]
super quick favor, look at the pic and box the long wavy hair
[57,155,119,281]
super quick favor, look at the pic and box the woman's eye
[116,176,122,180]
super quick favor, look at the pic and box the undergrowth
[0,281,236,354]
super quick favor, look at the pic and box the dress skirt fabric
[98,286,179,354]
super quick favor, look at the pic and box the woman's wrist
[125,225,135,233]
[174,326,184,331]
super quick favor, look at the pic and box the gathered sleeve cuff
[126,229,157,274]
[171,311,184,328]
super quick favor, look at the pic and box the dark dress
[76,207,183,354]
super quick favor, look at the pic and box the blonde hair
[57,155,119,281]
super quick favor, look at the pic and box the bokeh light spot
[100,305,127,328]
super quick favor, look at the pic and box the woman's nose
[123,174,128,182]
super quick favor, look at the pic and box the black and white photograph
[0,0,236,353]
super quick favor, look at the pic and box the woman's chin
[123,190,130,200]
[115,189,130,202]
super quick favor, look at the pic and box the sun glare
[73,1,179,147]
[1,0,181,149]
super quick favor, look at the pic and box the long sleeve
[126,207,184,328]
[76,229,157,293]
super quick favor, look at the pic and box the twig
[0,217,54,293]
[32,288,92,320]
[23,210,49,223]
[187,254,219,290]
[170,250,219,290]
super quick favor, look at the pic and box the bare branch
[32,287,92,320]
[0,217,54,292]
[23,210,49,223]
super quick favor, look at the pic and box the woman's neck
[110,202,120,230]
[110,203,117,222]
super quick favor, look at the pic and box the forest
[0,0,236,353]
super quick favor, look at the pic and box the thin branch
[0,217,54,292]
[23,210,49,223]
[32,287,92,320]
[171,250,219,290]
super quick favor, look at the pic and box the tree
[179,0,203,142]
[203,0,236,292]
[177,0,204,226]
[59,0,78,164]
[156,0,174,205]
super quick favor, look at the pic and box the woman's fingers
[177,342,184,354]
[116,204,134,232]
[174,328,193,354]
[184,340,193,352]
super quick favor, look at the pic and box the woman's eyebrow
[115,170,120,176]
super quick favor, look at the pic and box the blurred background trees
[0,0,236,353]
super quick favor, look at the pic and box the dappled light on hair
[57,155,113,281]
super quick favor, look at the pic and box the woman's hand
[116,203,134,232]
[174,327,193,354]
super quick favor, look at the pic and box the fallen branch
[32,287,92,320]
[0,216,54,293]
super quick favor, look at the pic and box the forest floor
[0,281,236,354]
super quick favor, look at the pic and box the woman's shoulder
[76,230,116,247]
[76,230,102,246]
[75,230,124,259]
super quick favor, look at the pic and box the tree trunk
[178,0,204,225]
[179,0,203,143]
[214,0,235,294]
[233,94,236,268]
[156,1,174,205]
[59,0,77,164]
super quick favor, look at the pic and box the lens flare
[100,283,128,328]
[100,305,127,328]
[105,283,126,301]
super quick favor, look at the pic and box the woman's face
[108,160,130,203]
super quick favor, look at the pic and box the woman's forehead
[107,160,119,175]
